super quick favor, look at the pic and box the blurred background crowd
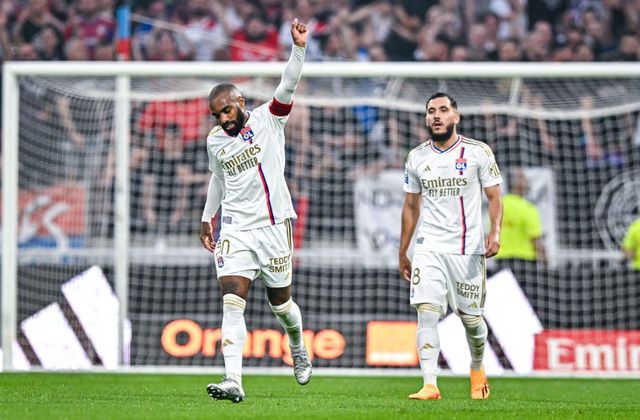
[0,0,639,63]
[2,0,640,265]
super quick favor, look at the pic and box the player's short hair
[426,92,458,110]
[209,83,242,102]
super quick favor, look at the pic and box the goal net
[2,62,640,375]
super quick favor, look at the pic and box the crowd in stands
[2,0,640,259]
[0,0,639,63]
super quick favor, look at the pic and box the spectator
[136,96,210,147]
[482,12,501,58]
[13,0,64,45]
[260,0,284,28]
[495,167,547,265]
[182,0,226,61]
[230,13,279,61]
[381,17,417,60]
[582,9,617,58]
[94,38,114,60]
[63,36,89,60]
[142,122,190,237]
[131,0,168,61]
[177,132,211,234]
[578,95,605,167]
[497,38,523,61]
[145,29,191,61]
[573,42,595,60]
[278,0,324,61]
[550,44,574,61]
[622,217,640,270]
[600,33,640,60]
[64,0,115,60]
[0,4,11,60]
[490,0,528,41]
[467,22,490,60]
[522,30,550,61]
[0,0,638,65]
[414,35,449,61]
[346,0,396,46]
[527,0,568,29]
[532,20,554,50]
[450,44,469,61]
[33,24,64,60]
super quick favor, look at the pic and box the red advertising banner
[534,330,640,372]
[17,184,87,237]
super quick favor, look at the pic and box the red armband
[269,98,293,116]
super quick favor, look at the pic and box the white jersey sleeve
[201,172,224,222]
[403,150,423,194]
[477,144,502,189]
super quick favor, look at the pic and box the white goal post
[3,61,640,374]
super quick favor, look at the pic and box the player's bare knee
[266,285,292,306]
[220,276,250,298]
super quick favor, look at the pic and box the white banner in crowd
[353,169,405,266]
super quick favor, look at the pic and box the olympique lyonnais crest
[240,126,255,143]
[455,158,467,172]
[217,256,224,268]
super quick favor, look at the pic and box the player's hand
[398,254,412,281]
[484,231,500,258]
[199,221,215,253]
[291,18,308,47]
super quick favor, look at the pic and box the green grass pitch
[1,373,639,419]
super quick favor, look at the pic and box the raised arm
[273,19,308,106]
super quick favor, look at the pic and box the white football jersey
[206,101,297,230]
[404,135,502,255]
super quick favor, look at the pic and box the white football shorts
[214,219,294,288]
[409,251,486,316]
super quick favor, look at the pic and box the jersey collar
[430,135,462,154]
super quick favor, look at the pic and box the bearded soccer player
[199,19,310,403]
[399,92,503,400]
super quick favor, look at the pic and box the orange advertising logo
[161,319,345,365]
[366,321,418,366]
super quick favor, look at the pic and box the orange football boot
[408,384,442,400]
[470,367,490,400]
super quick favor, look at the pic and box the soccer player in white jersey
[399,92,503,400]
[198,19,310,403]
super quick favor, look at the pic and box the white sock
[221,294,247,386]
[460,314,488,371]
[270,298,303,348]
[416,304,441,386]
